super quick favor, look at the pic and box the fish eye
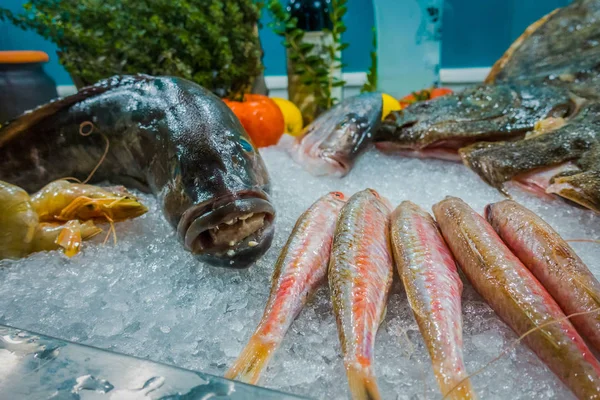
[239,138,254,152]
[332,191,345,199]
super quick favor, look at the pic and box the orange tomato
[398,89,431,109]
[398,87,453,109]
[223,94,285,148]
[430,87,453,99]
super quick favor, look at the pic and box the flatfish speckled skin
[390,201,475,400]
[487,0,600,97]
[0,75,275,268]
[376,0,600,213]
[329,189,393,400]
[376,84,573,157]
[434,196,600,400]
[225,191,345,384]
[486,200,600,354]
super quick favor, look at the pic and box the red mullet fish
[486,199,600,354]
[329,189,393,400]
[433,196,600,400]
[390,201,475,399]
[225,191,346,384]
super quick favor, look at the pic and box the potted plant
[0,0,266,98]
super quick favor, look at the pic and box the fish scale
[329,189,393,400]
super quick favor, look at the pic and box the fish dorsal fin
[0,74,153,146]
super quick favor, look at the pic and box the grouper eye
[240,138,254,152]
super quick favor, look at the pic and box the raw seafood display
[0,179,147,259]
[433,197,600,400]
[289,93,383,177]
[225,191,345,384]
[486,200,600,353]
[379,0,600,213]
[328,189,393,400]
[221,188,600,399]
[0,75,275,268]
[390,201,475,400]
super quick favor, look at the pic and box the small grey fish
[0,75,275,268]
[289,93,382,177]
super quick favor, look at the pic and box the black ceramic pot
[0,51,58,123]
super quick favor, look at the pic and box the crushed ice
[2,147,598,399]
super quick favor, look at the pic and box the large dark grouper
[0,75,275,268]
[378,0,600,213]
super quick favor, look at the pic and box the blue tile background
[0,0,572,85]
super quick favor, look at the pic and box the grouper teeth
[239,213,254,220]
[225,218,237,225]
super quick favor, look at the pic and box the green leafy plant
[0,0,264,98]
[325,0,348,108]
[266,0,347,113]
[361,27,378,93]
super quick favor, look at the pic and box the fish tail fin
[224,337,276,385]
[56,220,83,257]
[345,364,381,400]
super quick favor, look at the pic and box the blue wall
[442,0,571,68]
[1,0,572,85]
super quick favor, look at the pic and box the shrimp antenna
[442,307,600,399]
[79,121,110,184]
[102,214,118,245]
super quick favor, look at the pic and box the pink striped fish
[390,201,475,399]
[434,196,600,400]
[225,191,346,384]
[329,188,394,400]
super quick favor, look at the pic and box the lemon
[381,93,401,120]
[272,97,303,136]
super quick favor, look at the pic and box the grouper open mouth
[177,191,275,269]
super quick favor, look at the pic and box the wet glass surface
[0,324,306,400]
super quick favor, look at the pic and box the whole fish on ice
[225,191,345,384]
[390,201,475,399]
[377,0,600,213]
[486,200,600,354]
[329,189,393,400]
[433,196,600,400]
[289,93,382,177]
[0,75,275,268]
